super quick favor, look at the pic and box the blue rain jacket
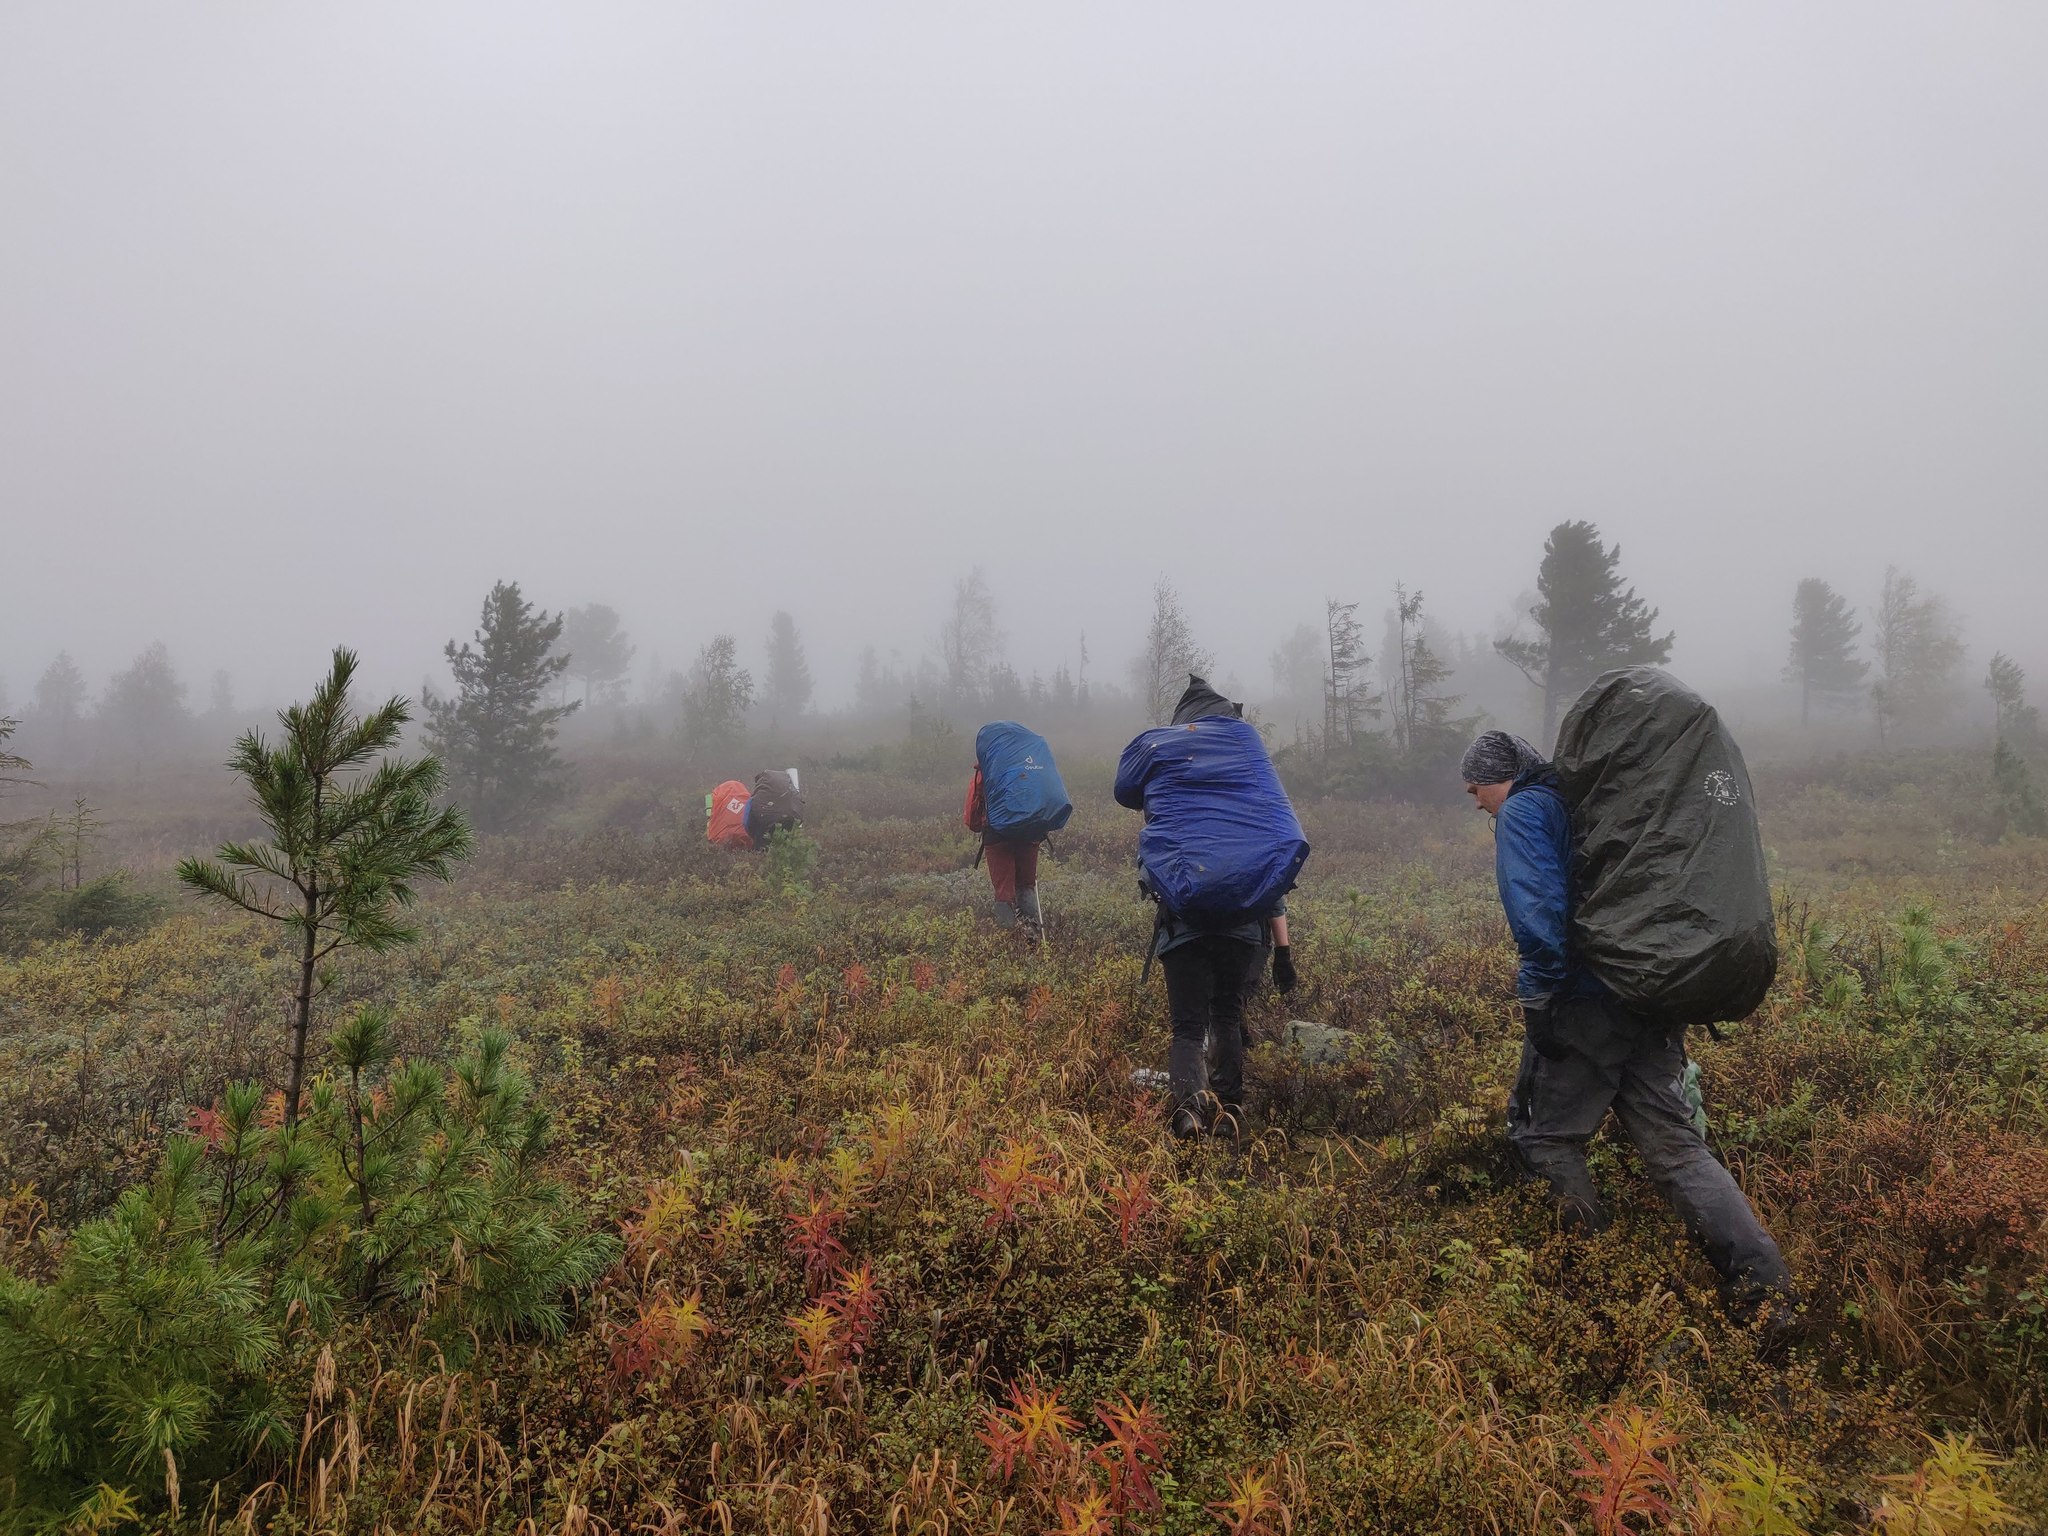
[1495,768,1600,1002]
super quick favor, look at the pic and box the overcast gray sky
[3,3,2044,709]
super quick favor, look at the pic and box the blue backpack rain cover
[974,722,1074,842]
[1114,716,1309,920]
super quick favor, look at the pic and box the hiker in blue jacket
[1463,730,1795,1317]
[1120,678,1297,1141]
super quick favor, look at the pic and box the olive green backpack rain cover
[1553,667,1777,1027]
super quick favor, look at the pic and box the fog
[3,3,2045,723]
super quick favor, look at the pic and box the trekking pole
[1136,899,1164,987]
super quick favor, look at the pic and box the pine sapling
[178,647,472,1126]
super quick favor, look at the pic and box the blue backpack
[974,722,1073,843]
[1114,716,1309,920]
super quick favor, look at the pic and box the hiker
[965,722,1073,939]
[746,767,804,848]
[704,767,804,850]
[1116,677,1307,1141]
[1462,726,1796,1316]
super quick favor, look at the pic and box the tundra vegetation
[0,546,2042,1532]
[0,734,2042,1532]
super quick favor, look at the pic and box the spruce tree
[1993,740,2047,838]
[1870,566,1964,745]
[1393,584,1461,753]
[1985,652,2039,746]
[1495,520,1673,737]
[423,581,577,830]
[557,602,635,707]
[855,646,900,715]
[0,720,57,928]
[1269,622,1324,736]
[178,648,472,1124]
[31,652,88,760]
[0,719,28,796]
[1784,578,1869,726]
[1321,597,1377,751]
[204,669,237,725]
[100,641,189,772]
[762,611,815,723]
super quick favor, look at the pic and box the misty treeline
[5,520,2042,832]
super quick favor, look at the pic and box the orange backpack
[706,780,753,849]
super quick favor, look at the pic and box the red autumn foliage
[185,1103,227,1150]
[978,1379,1080,1482]
[784,1192,851,1293]
[1568,1405,1681,1536]
[1091,1391,1169,1515]
[1105,1168,1156,1251]
[971,1138,1058,1229]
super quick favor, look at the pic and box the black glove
[1522,998,1570,1061]
[1271,945,1297,994]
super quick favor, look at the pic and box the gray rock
[1282,1019,1364,1065]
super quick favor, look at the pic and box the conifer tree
[1392,584,1461,753]
[1870,566,1964,745]
[31,652,88,759]
[1495,520,1673,737]
[205,669,237,726]
[423,581,577,830]
[855,646,902,715]
[179,648,472,1124]
[1050,662,1076,714]
[100,641,189,772]
[0,719,28,796]
[556,603,635,707]
[762,611,815,723]
[1269,624,1321,698]
[1321,598,1378,751]
[1985,652,2039,746]
[1784,578,1869,726]
[0,720,56,927]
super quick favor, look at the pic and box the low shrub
[0,1016,617,1524]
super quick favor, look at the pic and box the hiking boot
[1016,888,1045,944]
[1753,1295,1805,1363]
[1169,1105,1207,1141]
[1728,1280,1805,1363]
[1210,1104,1245,1145]
[992,900,1018,930]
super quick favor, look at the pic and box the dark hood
[1171,674,1241,726]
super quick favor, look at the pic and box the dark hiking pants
[1508,994,1791,1293]
[1161,935,1260,1120]
[1204,931,1271,1085]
